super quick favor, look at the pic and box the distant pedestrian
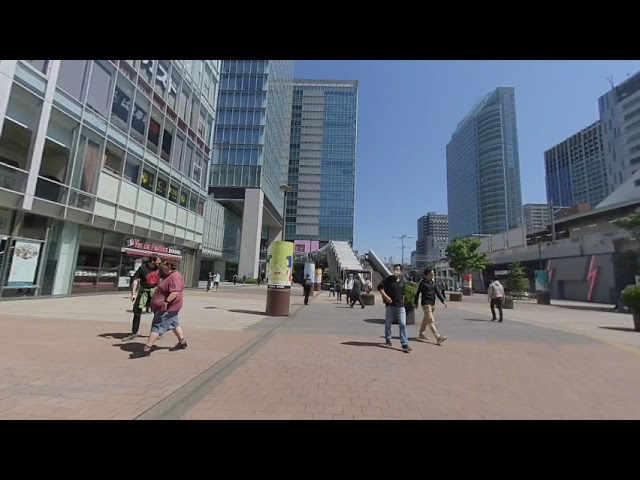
[488,277,505,322]
[345,274,354,304]
[303,274,313,305]
[335,279,342,301]
[233,274,237,285]
[213,272,220,291]
[350,276,365,309]
[206,271,213,292]
[377,264,411,352]
[131,259,187,358]
[414,269,447,344]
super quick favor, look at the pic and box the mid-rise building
[285,79,358,251]
[544,121,607,209]
[599,71,640,194]
[446,87,523,239]
[522,203,550,234]
[415,212,448,265]
[0,60,220,299]
[209,60,294,278]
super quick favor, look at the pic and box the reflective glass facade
[446,87,522,239]
[0,60,221,297]
[211,60,294,212]
[544,121,607,209]
[285,80,358,244]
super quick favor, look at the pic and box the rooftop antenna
[606,75,615,89]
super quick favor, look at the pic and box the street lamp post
[393,234,413,269]
[280,184,292,238]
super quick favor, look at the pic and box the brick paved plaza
[1,285,640,420]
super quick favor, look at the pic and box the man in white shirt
[487,277,505,322]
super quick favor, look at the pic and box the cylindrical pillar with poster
[535,270,551,305]
[462,273,473,296]
[314,268,322,292]
[265,241,294,316]
[304,262,315,285]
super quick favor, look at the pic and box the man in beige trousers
[413,269,447,345]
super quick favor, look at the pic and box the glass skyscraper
[285,80,358,246]
[544,121,607,209]
[446,87,523,239]
[210,60,294,278]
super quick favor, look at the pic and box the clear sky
[294,60,640,262]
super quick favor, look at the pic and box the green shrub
[404,283,417,306]
[621,284,640,311]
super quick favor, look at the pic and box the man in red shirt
[130,259,188,358]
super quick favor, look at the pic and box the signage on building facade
[125,239,181,256]
[141,60,178,96]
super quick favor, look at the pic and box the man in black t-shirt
[123,256,161,341]
[377,264,411,352]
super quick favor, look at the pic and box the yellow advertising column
[265,241,294,316]
[314,268,322,292]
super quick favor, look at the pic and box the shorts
[151,310,180,335]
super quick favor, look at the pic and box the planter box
[405,306,416,325]
[503,295,514,309]
[449,292,463,302]
[361,294,375,306]
[536,291,551,305]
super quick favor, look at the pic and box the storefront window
[98,232,124,292]
[0,213,47,298]
[72,227,102,294]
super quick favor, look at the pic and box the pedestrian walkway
[2,286,640,420]
[181,293,640,420]
[449,294,640,354]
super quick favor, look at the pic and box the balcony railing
[0,162,29,194]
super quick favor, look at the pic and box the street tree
[509,260,529,292]
[445,238,492,287]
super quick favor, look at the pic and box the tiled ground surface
[182,297,640,420]
[0,315,254,420]
[3,288,640,420]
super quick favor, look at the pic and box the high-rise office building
[446,87,523,239]
[522,203,550,234]
[0,60,219,299]
[284,80,358,250]
[544,120,607,209]
[210,60,294,278]
[415,212,448,265]
[599,71,640,194]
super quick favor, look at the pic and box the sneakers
[436,335,447,345]
[384,340,392,347]
[402,345,412,353]
[418,333,429,340]
[122,334,137,342]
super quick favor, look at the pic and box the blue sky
[294,60,640,262]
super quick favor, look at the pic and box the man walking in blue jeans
[377,264,411,352]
